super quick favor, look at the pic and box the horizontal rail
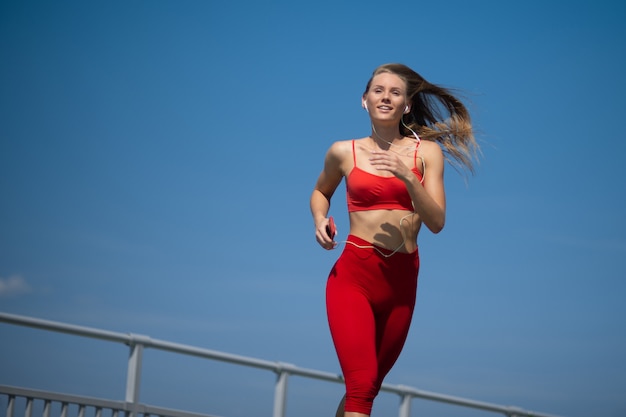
[0,312,342,380]
[382,384,564,417]
[0,312,566,417]
[0,385,220,417]
[0,312,130,344]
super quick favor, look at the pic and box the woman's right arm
[310,141,346,249]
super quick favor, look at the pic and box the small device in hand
[326,216,336,240]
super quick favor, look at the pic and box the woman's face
[363,72,408,121]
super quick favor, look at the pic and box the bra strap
[414,140,425,183]
[352,139,357,167]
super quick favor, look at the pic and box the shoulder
[419,139,444,161]
[326,138,358,161]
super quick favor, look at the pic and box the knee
[344,370,379,414]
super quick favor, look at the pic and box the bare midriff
[348,209,422,254]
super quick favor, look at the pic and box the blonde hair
[365,63,479,173]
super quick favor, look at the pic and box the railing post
[43,400,51,417]
[25,398,33,417]
[7,395,15,417]
[126,333,150,416]
[398,390,412,417]
[273,363,291,417]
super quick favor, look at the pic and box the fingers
[369,150,396,164]
[369,151,404,175]
[316,220,337,250]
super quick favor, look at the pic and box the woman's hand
[368,150,412,180]
[315,217,337,250]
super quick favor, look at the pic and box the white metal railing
[0,312,566,417]
[0,384,219,417]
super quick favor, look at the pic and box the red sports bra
[346,140,424,212]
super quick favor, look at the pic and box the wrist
[313,213,327,227]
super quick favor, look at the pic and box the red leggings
[326,235,419,415]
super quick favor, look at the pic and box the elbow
[427,215,445,234]
[429,223,445,234]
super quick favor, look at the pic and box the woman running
[310,63,479,417]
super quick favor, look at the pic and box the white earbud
[404,105,410,114]
[363,101,369,112]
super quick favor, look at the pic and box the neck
[370,123,403,146]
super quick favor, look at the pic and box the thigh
[326,277,377,376]
[376,304,415,381]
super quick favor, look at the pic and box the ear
[362,95,369,112]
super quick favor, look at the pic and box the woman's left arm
[405,141,446,233]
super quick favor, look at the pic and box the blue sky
[1,1,625,417]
